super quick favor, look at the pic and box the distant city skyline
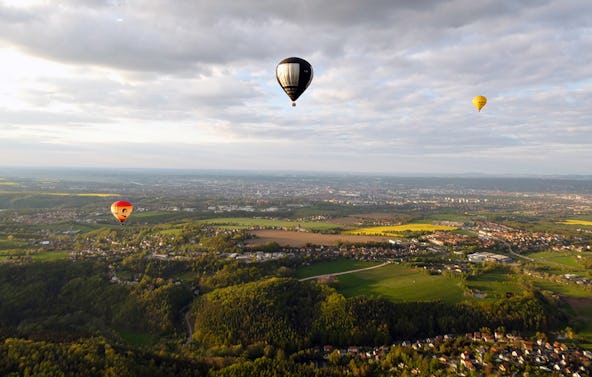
[0,1,590,175]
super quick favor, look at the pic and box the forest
[0,172,591,375]
[0,254,571,376]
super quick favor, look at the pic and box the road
[494,237,574,269]
[494,238,534,262]
[298,261,391,281]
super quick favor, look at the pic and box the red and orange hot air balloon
[110,200,133,224]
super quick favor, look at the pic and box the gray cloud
[0,0,590,174]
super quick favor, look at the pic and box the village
[17,214,583,292]
[318,331,592,376]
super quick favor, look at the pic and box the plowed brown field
[245,230,391,247]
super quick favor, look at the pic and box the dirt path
[183,308,193,344]
[298,261,391,281]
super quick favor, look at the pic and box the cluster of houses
[321,332,591,376]
[472,221,567,253]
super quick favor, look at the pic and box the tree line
[192,277,566,351]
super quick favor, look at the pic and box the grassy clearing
[576,308,592,340]
[0,239,29,250]
[0,191,119,197]
[295,259,379,279]
[531,279,592,298]
[155,228,184,236]
[343,223,457,236]
[0,250,70,261]
[564,298,592,344]
[0,250,25,260]
[528,251,586,271]
[466,269,523,301]
[118,330,155,346]
[129,211,191,224]
[197,217,340,232]
[31,251,70,261]
[335,263,464,304]
[41,223,98,233]
[420,213,472,223]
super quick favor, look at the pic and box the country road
[298,261,391,281]
[494,237,574,269]
[495,238,534,262]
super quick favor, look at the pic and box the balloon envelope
[472,95,487,112]
[276,57,313,106]
[111,200,133,223]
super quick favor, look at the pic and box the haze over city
[0,0,590,175]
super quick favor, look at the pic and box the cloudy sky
[0,0,590,175]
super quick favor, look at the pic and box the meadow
[564,297,592,348]
[0,250,70,261]
[295,259,379,279]
[465,268,523,301]
[0,191,118,197]
[531,279,592,298]
[118,330,156,346]
[197,217,341,232]
[31,251,70,261]
[528,251,586,270]
[0,238,29,250]
[297,260,465,303]
[127,211,198,225]
[322,262,465,304]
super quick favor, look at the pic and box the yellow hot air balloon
[472,95,487,112]
[111,200,133,224]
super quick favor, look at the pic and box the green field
[0,250,70,262]
[466,269,523,301]
[197,217,340,232]
[531,279,592,298]
[0,190,118,197]
[127,211,193,224]
[419,213,473,223]
[31,251,70,261]
[528,251,585,270]
[0,238,29,250]
[529,276,592,342]
[335,263,464,304]
[118,330,155,346]
[295,259,379,279]
[572,302,592,342]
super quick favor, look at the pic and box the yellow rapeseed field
[344,223,457,236]
[560,220,592,226]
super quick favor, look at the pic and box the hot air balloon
[276,57,313,106]
[472,95,487,112]
[111,200,133,224]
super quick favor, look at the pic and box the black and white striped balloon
[276,57,313,106]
